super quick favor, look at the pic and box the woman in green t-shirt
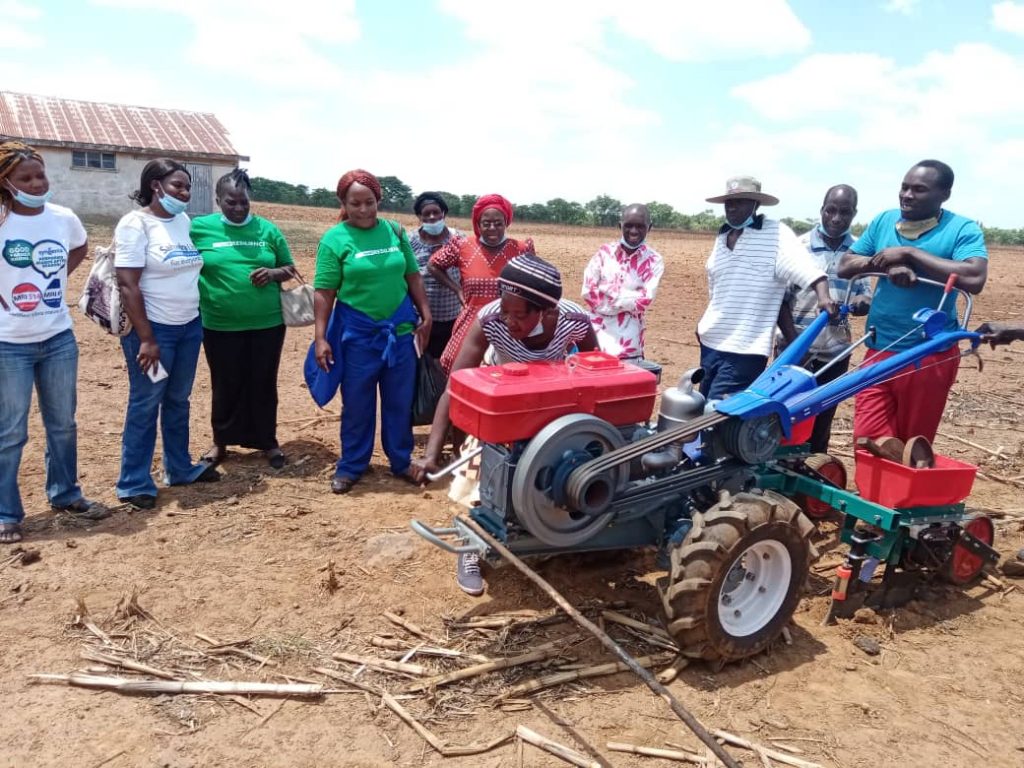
[312,169,432,494]
[191,169,296,469]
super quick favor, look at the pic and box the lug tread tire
[661,491,816,662]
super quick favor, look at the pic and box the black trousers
[426,319,455,360]
[202,324,286,450]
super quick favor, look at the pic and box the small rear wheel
[943,515,995,586]
[661,491,817,662]
[796,453,847,520]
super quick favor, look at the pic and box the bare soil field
[2,202,1023,768]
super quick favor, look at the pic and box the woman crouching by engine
[411,254,597,595]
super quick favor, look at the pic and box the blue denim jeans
[117,317,206,498]
[0,329,83,525]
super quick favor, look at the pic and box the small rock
[1017,547,1024,562]
[363,533,419,569]
[1002,559,1024,579]
[853,636,881,656]
[65,539,78,549]
[18,548,42,566]
[852,608,878,624]
[844,664,858,671]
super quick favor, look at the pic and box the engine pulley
[511,414,628,547]
[719,415,783,465]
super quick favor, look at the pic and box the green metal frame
[756,464,967,563]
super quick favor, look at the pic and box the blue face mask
[7,184,52,209]
[620,236,645,250]
[157,186,188,217]
[481,234,507,247]
[421,219,446,236]
[727,214,755,230]
[222,213,253,227]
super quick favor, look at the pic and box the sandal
[52,498,111,520]
[331,476,357,495]
[0,522,23,544]
[201,445,226,467]
[393,467,423,486]
[265,448,286,469]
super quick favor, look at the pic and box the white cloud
[993,1,1024,36]
[89,0,359,89]
[1,0,43,48]
[882,0,920,14]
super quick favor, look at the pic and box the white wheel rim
[718,539,792,638]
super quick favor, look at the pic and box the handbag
[78,240,133,337]
[411,353,447,426]
[281,269,315,327]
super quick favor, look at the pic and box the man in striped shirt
[777,185,871,453]
[697,176,834,400]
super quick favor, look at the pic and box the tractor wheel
[661,490,817,662]
[943,515,995,586]
[796,453,847,520]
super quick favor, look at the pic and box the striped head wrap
[499,254,562,309]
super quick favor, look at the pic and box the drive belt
[566,412,730,497]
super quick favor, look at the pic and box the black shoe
[266,448,286,469]
[331,476,357,494]
[195,463,222,483]
[120,494,156,510]
[52,498,112,520]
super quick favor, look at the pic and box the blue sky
[3,0,1024,227]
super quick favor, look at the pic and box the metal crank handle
[425,446,484,482]
[409,520,487,555]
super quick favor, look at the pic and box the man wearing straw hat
[697,175,834,400]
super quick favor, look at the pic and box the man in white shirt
[697,176,834,400]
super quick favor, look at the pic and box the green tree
[546,198,585,225]
[309,187,337,208]
[378,175,413,211]
[585,195,622,227]
[646,201,679,229]
[433,191,462,216]
[460,194,479,215]
[781,217,815,236]
[689,208,724,232]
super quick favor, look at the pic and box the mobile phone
[146,361,169,383]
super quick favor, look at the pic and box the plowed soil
[2,202,1022,768]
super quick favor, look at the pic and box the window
[72,150,116,170]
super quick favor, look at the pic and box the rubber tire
[661,490,818,662]
[796,453,847,520]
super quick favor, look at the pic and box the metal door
[184,162,213,215]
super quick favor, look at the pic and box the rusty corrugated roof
[0,91,247,160]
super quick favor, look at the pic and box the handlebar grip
[944,273,957,293]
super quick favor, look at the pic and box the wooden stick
[79,650,179,681]
[74,598,113,645]
[91,749,128,768]
[713,730,822,768]
[498,653,673,700]
[332,651,426,677]
[30,673,324,698]
[369,636,490,663]
[381,692,512,757]
[656,656,691,685]
[195,633,277,667]
[608,742,707,764]
[458,515,741,768]
[383,611,443,645]
[406,642,560,693]
[601,610,672,640]
[310,666,382,696]
[516,725,601,768]
[936,431,1007,458]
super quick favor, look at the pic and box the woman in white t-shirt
[113,159,220,510]
[0,141,110,544]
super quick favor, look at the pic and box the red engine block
[448,351,658,444]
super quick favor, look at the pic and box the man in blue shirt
[838,160,988,443]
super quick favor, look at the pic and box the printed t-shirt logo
[31,240,67,278]
[11,283,42,312]
[42,278,63,308]
[354,246,399,259]
[159,244,202,266]
[2,239,33,268]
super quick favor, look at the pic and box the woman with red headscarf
[312,169,432,494]
[427,194,533,373]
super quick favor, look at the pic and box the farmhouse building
[0,91,248,220]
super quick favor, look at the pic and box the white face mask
[528,317,545,337]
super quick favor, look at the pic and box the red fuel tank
[448,351,657,443]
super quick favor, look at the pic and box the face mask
[7,184,52,209]
[620,236,645,250]
[157,186,188,216]
[528,316,546,337]
[727,214,754,230]
[817,222,850,239]
[421,219,446,236]
[222,213,253,227]
[481,234,507,247]
[896,215,940,241]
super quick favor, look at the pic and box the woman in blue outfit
[312,169,432,494]
[114,159,221,509]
